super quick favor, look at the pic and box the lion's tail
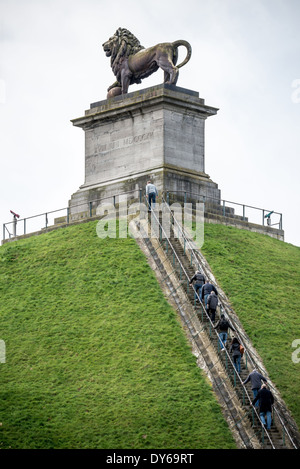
[172,40,192,68]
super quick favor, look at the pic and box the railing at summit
[2,189,144,242]
[2,188,283,242]
[163,190,283,231]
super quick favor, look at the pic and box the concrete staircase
[133,207,298,450]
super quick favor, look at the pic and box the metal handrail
[139,219,254,449]
[163,190,283,229]
[163,189,280,213]
[188,240,298,448]
[3,224,12,240]
[162,196,274,366]
[3,187,283,243]
[2,188,143,241]
[145,197,275,449]
[161,196,297,449]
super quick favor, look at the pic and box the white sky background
[0,0,299,246]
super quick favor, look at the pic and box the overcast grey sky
[0,0,299,246]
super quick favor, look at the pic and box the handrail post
[139,188,142,203]
[45,213,48,229]
[24,218,26,235]
[262,209,265,225]
[3,224,5,241]
[89,201,93,217]
[67,208,70,224]
[223,200,226,217]
[280,213,283,230]
[243,205,245,221]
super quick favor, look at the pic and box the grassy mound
[0,221,236,449]
[201,223,300,429]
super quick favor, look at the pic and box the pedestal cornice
[71,84,219,129]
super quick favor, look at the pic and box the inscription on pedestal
[96,132,154,154]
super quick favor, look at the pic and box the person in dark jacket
[252,383,274,430]
[214,314,235,351]
[207,290,218,322]
[189,270,205,302]
[243,369,267,407]
[229,337,241,374]
[201,280,218,308]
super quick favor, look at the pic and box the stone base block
[68,165,221,221]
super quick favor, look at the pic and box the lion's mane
[110,28,145,83]
[109,28,160,85]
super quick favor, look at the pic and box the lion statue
[102,28,192,98]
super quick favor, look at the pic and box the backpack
[195,273,205,284]
[240,344,245,356]
[219,318,228,330]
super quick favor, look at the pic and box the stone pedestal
[69,84,221,218]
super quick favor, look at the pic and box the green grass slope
[201,223,300,429]
[0,221,236,449]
